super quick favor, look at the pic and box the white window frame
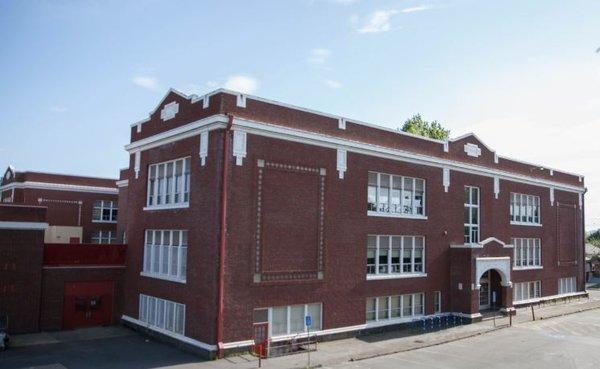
[91,230,116,244]
[145,157,191,210]
[510,193,541,226]
[558,277,577,295]
[513,281,541,302]
[266,303,323,338]
[141,229,188,283]
[464,186,480,244]
[512,238,542,269]
[92,200,118,223]
[367,235,426,280]
[139,294,185,335]
[433,291,441,314]
[367,172,427,219]
[366,293,425,324]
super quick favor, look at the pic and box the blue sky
[1,0,599,229]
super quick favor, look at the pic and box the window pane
[377,297,389,320]
[289,305,305,334]
[307,304,321,331]
[272,307,288,336]
[366,298,376,321]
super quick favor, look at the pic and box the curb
[349,325,509,362]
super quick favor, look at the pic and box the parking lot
[1,304,599,369]
[333,308,600,369]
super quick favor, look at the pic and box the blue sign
[305,315,312,327]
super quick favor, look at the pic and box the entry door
[479,271,491,310]
[63,281,114,330]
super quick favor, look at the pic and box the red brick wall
[18,189,118,243]
[120,132,223,345]
[40,267,125,331]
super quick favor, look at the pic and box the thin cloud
[224,75,259,94]
[308,48,332,65]
[332,0,359,4]
[325,79,342,89]
[132,76,159,90]
[401,5,431,13]
[50,106,68,113]
[357,10,398,34]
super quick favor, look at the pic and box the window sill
[92,220,118,224]
[140,272,186,284]
[367,211,427,220]
[143,203,189,211]
[510,221,542,227]
[365,314,425,328]
[513,266,543,270]
[367,273,427,280]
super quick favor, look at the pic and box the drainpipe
[216,114,234,358]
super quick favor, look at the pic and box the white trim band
[0,181,117,195]
[0,221,49,230]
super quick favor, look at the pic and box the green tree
[401,114,450,140]
[588,229,600,247]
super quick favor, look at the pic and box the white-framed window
[558,277,576,295]
[92,200,118,222]
[513,281,541,302]
[139,294,185,335]
[146,157,191,209]
[510,193,541,225]
[367,235,425,277]
[143,230,188,282]
[433,291,441,313]
[464,186,480,244]
[91,230,116,244]
[367,172,425,217]
[512,238,541,268]
[269,303,322,337]
[366,293,424,322]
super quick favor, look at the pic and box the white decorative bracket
[160,101,179,121]
[233,130,247,166]
[134,151,141,179]
[199,131,209,166]
[443,167,450,192]
[579,193,583,209]
[549,169,554,176]
[236,94,247,108]
[494,177,500,199]
[443,141,449,153]
[136,122,142,133]
[338,118,346,130]
[550,187,555,206]
[203,94,210,109]
[493,153,499,164]
[464,143,482,158]
[336,149,347,179]
[578,176,582,183]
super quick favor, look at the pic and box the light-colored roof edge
[129,88,586,180]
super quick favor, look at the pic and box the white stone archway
[475,257,512,288]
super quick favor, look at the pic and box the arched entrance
[478,269,503,310]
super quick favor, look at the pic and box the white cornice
[0,181,118,195]
[125,114,228,153]
[123,113,585,194]
[116,179,129,188]
[231,116,586,194]
[0,221,48,230]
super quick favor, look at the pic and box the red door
[63,281,114,330]
[252,323,269,358]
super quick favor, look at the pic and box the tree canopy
[401,114,450,140]
[588,229,600,247]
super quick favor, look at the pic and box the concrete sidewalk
[213,290,600,369]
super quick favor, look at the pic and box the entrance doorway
[479,269,503,311]
[63,281,114,330]
[479,271,491,309]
